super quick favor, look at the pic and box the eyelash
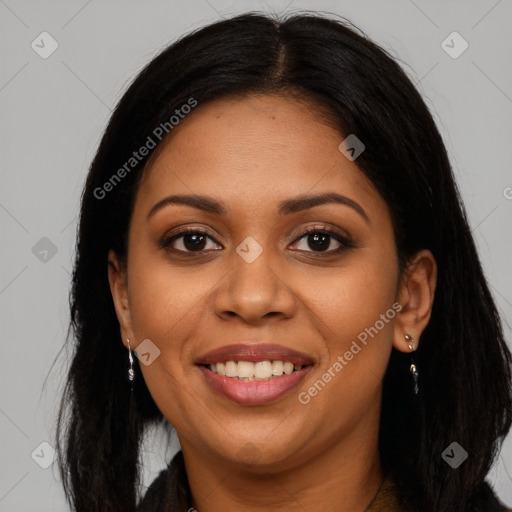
[160,226,355,258]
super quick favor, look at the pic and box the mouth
[196,343,315,406]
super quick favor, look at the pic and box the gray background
[1,0,511,509]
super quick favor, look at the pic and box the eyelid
[292,224,352,242]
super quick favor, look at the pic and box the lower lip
[198,365,313,406]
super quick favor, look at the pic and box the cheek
[127,251,215,344]
[301,246,399,409]
[125,254,214,430]
[124,250,215,401]
[311,248,399,345]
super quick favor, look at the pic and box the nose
[212,242,297,325]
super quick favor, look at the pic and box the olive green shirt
[365,477,402,511]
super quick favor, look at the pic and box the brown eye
[302,232,336,252]
[290,227,354,255]
[161,229,222,253]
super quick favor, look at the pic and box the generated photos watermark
[298,302,402,404]
[93,97,198,200]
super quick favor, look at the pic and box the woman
[56,11,512,512]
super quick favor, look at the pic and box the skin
[108,94,437,512]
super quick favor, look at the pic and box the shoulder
[370,477,511,512]
[468,480,511,512]
[136,466,174,512]
[137,451,191,512]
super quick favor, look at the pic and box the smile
[195,343,315,406]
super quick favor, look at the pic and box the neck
[180,408,384,512]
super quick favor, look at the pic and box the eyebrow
[147,192,369,223]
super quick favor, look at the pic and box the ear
[393,249,437,352]
[107,249,134,349]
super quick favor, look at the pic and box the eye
[161,226,354,256]
[160,228,222,253]
[290,226,354,256]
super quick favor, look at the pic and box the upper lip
[196,343,315,365]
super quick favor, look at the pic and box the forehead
[136,94,382,217]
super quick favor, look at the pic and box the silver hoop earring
[405,334,419,395]
[127,338,135,387]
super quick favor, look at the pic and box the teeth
[207,360,305,379]
[255,361,272,379]
[238,361,255,378]
[272,360,284,375]
[225,361,238,378]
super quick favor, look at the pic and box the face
[109,94,416,473]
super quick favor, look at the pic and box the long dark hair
[55,11,512,511]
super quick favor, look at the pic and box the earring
[405,334,419,395]
[127,338,135,387]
